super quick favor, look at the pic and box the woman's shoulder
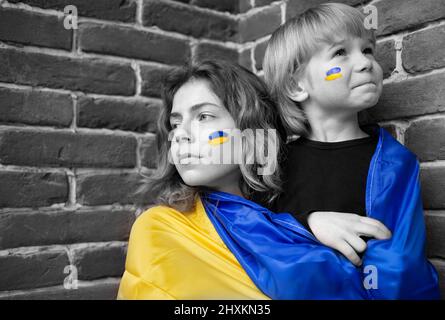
[135,205,180,225]
[129,199,204,238]
[126,205,181,244]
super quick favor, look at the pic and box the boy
[262,2,440,299]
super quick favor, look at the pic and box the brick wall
[0,0,443,299]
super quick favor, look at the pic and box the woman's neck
[208,170,244,198]
[215,184,244,198]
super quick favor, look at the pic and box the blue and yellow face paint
[208,131,229,146]
[325,67,342,81]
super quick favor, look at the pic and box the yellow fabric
[117,197,270,300]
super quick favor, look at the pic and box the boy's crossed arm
[305,158,440,299]
[307,211,392,266]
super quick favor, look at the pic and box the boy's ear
[288,80,309,103]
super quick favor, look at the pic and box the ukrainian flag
[325,67,342,81]
[208,131,229,145]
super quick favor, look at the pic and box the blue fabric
[201,127,441,300]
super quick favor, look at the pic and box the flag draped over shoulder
[117,197,271,300]
[200,127,440,300]
[361,127,440,299]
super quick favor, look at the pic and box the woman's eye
[171,123,179,129]
[363,47,374,55]
[198,113,214,121]
[334,48,346,57]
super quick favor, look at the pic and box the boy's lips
[352,80,376,89]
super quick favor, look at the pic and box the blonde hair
[263,2,376,136]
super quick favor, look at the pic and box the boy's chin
[354,100,379,110]
[358,96,381,110]
[347,93,381,110]
[356,88,382,105]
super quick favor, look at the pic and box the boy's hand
[307,211,392,266]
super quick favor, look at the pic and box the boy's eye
[363,47,374,55]
[333,48,346,57]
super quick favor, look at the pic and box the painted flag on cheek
[325,67,342,81]
[208,131,229,145]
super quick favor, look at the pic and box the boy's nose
[354,53,373,72]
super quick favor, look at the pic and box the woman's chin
[178,166,239,190]
[179,169,221,187]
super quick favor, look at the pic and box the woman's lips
[178,154,202,165]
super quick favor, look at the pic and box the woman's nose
[174,129,191,143]
[173,124,194,143]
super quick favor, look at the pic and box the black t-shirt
[272,131,379,231]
